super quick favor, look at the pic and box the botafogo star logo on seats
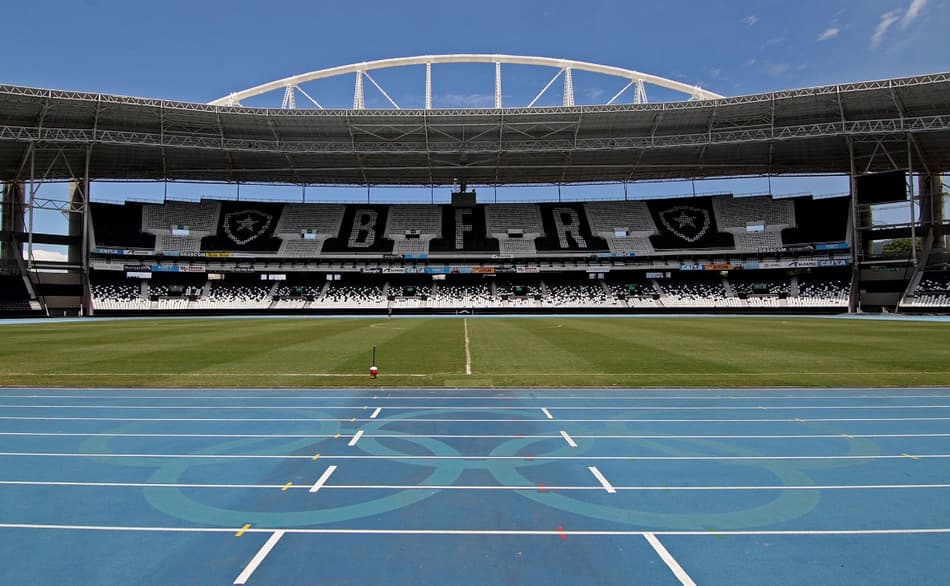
[658,205,710,243]
[223,209,273,245]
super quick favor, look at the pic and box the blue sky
[2,0,945,101]
[2,0,946,251]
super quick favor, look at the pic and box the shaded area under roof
[1,72,949,185]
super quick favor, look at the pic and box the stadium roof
[1,72,949,186]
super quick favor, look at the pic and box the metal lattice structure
[209,54,724,110]
[0,71,949,186]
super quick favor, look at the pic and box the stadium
[1,33,950,586]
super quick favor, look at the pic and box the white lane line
[369,408,381,419]
[4,416,950,423]
[308,466,338,493]
[5,523,949,536]
[560,431,578,448]
[347,430,365,447]
[4,452,950,461]
[3,480,950,491]
[644,532,696,586]
[6,432,950,440]
[589,466,616,493]
[464,318,472,375]
[5,403,949,411]
[234,530,284,585]
[541,408,554,419]
[3,393,949,401]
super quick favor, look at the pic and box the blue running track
[1,387,949,585]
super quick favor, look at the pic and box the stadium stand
[429,278,494,309]
[584,201,658,255]
[542,273,622,308]
[657,273,738,308]
[144,200,221,256]
[84,193,856,314]
[0,275,39,314]
[385,205,442,256]
[275,204,346,257]
[485,204,544,256]
[904,271,950,307]
[90,203,156,250]
[313,274,386,309]
[795,271,850,307]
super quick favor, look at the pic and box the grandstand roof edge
[0,70,948,114]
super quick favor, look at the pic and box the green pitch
[1,316,948,387]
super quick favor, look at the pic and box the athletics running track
[0,387,949,585]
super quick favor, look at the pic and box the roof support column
[1,181,25,266]
[907,135,917,268]
[847,137,861,313]
[425,63,432,110]
[562,68,575,107]
[353,71,365,110]
[495,62,502,109]
[918,174,945,251]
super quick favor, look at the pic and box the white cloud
[584,88,605,101]
[766,62,792,76]
[817,27,840,41]
[745,58,757,66]
[31,249,69,262]
[871,10,901,48]
[709,68,722,79]
[902,0,929,27]
[742,15,759,27]
[436,93,496,108]
[872,1,928,47]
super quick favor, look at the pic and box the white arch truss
[210,54,724,109]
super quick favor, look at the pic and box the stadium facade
[0,56,948,316]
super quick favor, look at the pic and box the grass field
[0,317,950,387]
[0,316,948,388]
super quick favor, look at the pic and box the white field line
[3,480,950,491]
[541,407,554,419]
[347,430,364,447]
[560,430,578,447]
[369,408,381,419]
[3,523,950,537]
[4,452,950,462]
[4,416,950,424]
[308,466,338,493]
[463,318,472,375]
[588,466,616,493]
[3,403,949,411]
[644,532,696,586]
[5,432,950,440]
[234,530,284,585]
